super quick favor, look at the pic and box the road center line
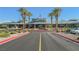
[39,33,42,51]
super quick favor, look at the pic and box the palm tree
[28,12,32,23]
[48,12,54,31]
[48,12,54,26]
[53,8,61,32]
[27,12,32,29]
[19,8,28,32]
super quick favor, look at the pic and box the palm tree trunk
[50,16,53,31]
[45,19,47,29]
[28,16,30,30]
[51,16,53,25]
[34,24,36,29]
[23,17,26,32]
[55,16,58,32]
[29,16,30,23]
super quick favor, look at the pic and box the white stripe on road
[39,33,42,51]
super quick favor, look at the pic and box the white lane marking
[39,33,42,51]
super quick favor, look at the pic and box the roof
[0,22,50,25]
[61,21,79,24]
[0,20,79,25]
[30,22,49,24]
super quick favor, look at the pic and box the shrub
[77,37,79,40]
[9,31,16,34]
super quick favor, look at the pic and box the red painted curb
[53,32,79,43]
[0,36,17,45]
[0,33,29,45]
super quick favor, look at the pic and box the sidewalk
[52,32,79,43]
[0,32,29,45]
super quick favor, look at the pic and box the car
[70,28,76,34]
[70,28,79,34]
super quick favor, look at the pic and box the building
[0,19,79,31]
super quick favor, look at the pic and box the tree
[27,12,32,23]
[48,11,55,31]
[27,12,32,29]
[19,8,28,32]
[53,8,61,32]
[49,13,53,25]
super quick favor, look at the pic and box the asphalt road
[0,31,79,51]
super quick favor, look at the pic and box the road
[0,30,79,51]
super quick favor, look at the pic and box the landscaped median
[52,32,79,43]
[0,32,29,45]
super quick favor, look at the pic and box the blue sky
[0,7,79,23]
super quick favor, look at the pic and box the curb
[0,36,17,45]
[0,32,29,45]
[52,32,79,43]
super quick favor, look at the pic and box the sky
[0,7,79,23]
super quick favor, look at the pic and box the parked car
[70,28,79,34]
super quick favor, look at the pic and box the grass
[0,32,10,37]
[0,30,17,37]
[49,25,53,32]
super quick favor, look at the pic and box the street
[0,30,79,51]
